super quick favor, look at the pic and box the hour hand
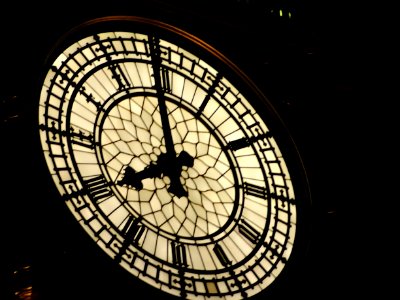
[117,161,163,190]
[165,151,194,197]
[117,151,194,198]
[117,166,143,190]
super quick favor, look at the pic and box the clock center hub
[117,150,194,198]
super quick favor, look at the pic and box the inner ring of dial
[96,93,243,243]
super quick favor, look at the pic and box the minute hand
[150,36,176,158]
[150,36,188,197]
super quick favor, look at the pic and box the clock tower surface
[1,0,365,299]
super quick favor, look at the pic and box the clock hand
[147,36,194,197]
[149,35,176,158]
[165,151,194,197]
[117,151,194,197]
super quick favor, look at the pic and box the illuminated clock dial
[38,16,310,299]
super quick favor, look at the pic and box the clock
[37,16,311,299]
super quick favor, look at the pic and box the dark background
[1,0,386,299]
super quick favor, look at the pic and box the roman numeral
[84,175,113,202]
[149,36,170,95]
[171,242,188,267]
[196,72,222,116]
[227,132,272,151]
[238,219,261,244]
[171,241,192,298]
[92,34,131,90]
[160,67,171,92]
[121,215,145,243]
[227,136,250,151]
[213,244,231,267]
[243,182,268,199]
[109,63,131,90]
[78,86,102,110]
[40,123,96,149]
[115,215,145,263]
[69,127,95,149]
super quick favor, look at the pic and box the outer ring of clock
[37,16,312,299]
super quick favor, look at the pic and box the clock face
[38,16,310,299]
